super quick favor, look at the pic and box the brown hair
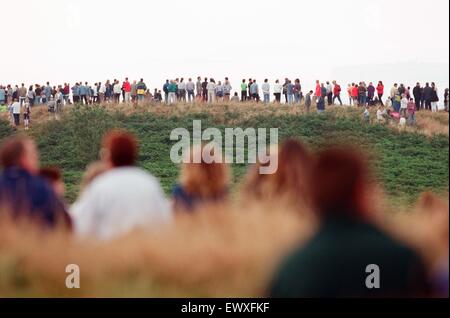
[180,145,230,199]
[39,167,62,183]
[311,148,369,218]
[102,130,138,167]
[242,138,312,211]
[0,136,30,168]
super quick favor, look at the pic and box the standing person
[122,78,131,103]
[347,84,353,106]
[376,81,384,105]
[390,83,398,105]
[248,78,253,100]
[163,80,170,104]
[270,148,428,298]
[305,90,313,113]
[413,83,422,111]
[294,79,302,104]
[18,83,27,106]
[12,98,21,127]
[358,82,367,106]
[98,82,106,103]
[262,79,270,104]
[286,80,294,105]
[223,78,232,102]
[79,82,88,105]
[113,80,122,103]
[273,80,282,103]
[202,77,208,102]
[430,82,439,112]
[400,94,408,117]
[314,80,322,104]
[34,85,42,105]
[136,79,147,103]
[207,79,216,104]
[23,103,31,130]
[63,83,70,105]
[130,80,137,104]
[91,83,98,104]
[332,81,342,106]
[367,82,375,106]
[326,81,333,106]
[70,131,171,240]
[351,83,359,106]
[250,79,259,102]
[407,98,416,126]
[215,81,224,102]
[283,78,289,104]
[186,78,195,103]
[0,136,71,230]
[27,85,36,107]
[196,77,203,101]
[444,88,449,112]
[0,86,5,105]
[240,79,248,102]
[168,80,178,105]
[178,78,186,102]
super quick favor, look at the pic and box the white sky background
[1,0,449,91]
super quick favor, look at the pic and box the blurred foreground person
[0,136,71,230]
[71,130,171,240]
[270,148,428,297]
[39,167,66,199]
[241,139,312,214]
[172,145,230,212]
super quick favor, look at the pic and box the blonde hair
[179,145,230,199]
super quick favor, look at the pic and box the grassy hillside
[0,103,448,206]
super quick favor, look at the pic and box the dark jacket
[413,86,422,98]
[0,167,72,230]
[423,86,433,100]
[270,216,428,298]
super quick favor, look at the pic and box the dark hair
[311,148,369,218]
[102,130,138,167]
[39,166,62,183]
[0,136,29,168]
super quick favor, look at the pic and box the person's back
[271,216,427,297]
[72,167,171,240]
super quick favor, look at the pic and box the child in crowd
[305,90,313,113]
[363,106,370,123]
[24,101,31,130]
[400,94,408,117]
[376,104,388,124]
[399,117,407,129]
[407,98,416,126]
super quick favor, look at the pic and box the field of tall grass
[0,102,448,297]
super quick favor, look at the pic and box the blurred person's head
[101,130,138,168]
[179,144,230,200]
[311,148,371,219]
[0,136,39,174]
[39,167,65,197]
[242,139,312,211]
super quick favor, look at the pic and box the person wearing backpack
[332,81,342,105]
[136,79,147,103]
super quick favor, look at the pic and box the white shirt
[207,82,216,92]
[98,84,106,94]
[401,97,408,109]
[70,167,172,240]
[12,101,20,114]
[273,83,283,94]
[262,83,270,94]
[113,84,122,94]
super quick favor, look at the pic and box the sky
[1,0,449,92]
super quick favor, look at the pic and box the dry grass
[0,189,447,298]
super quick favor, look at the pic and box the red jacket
[377,84,384,95]
[351,86,359,98]
[315,84,322,97]
[122,81,131,93]
[333,84,341,95]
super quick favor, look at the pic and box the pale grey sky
[1,0,449,90]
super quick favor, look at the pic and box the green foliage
[8,106,448,205]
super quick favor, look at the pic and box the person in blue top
[172,145,229,213]
[72,83,80,103]
[0,136,72,230]
[0,85,6,105]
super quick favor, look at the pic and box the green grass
[0,105,448,206]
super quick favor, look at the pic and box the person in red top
[314,80,322,104]
[332,81,342,105]
[63,83,70,105]
[376,81,384,105]
[351,84,359,106]
[122,78,132,103]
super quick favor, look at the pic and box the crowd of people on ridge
[0,78,448,129]
[0,130,447,297]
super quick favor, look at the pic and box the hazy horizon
[1,0,448,92]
